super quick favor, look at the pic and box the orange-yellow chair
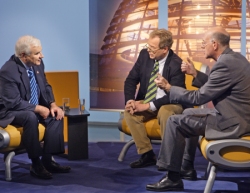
[200,136,250,193]
[0,124,45,181]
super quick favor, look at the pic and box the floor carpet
[0,142,249,193]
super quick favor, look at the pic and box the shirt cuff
[149,102,157,111]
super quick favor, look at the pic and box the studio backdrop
[89,0,249,111]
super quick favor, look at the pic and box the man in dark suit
[146,27,250,191]
[124,29,186,168]
[0,35,71,179]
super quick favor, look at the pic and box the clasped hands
[126,58,196,115]
[125,100,150,115]
[125,76,171,115]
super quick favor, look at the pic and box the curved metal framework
[95,0,249,90]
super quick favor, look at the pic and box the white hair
[15,35,41,57]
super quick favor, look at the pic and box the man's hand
[34,105,50,119]
[125,100,136,115]
[181,57,197,78]
[154,74,172,92]
[50,102,64,120]
[134,101,150,113]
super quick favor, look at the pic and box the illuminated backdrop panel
[89,0,249,111]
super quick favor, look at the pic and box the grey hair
[15,35,41,57]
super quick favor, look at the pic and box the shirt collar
[157,51,169,65]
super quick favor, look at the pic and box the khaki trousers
[124,104,183,154]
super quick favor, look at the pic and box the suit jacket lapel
[33,66,45,99]
[162,49,173,79]
[15,57,30,100]
[146,59,155,81]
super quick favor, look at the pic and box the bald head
[205,26,230,47]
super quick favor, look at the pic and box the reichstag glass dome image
[90,0,249,109]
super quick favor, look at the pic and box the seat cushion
[1,124,45,148]
[121,118,161,140]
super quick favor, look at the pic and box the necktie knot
[28,68,34,77]
[152,61,159,73]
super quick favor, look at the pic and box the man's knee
[158,105,183,122]
[26,111,38,121]
[167,114,182,126]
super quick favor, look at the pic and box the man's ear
[213,41,218,50]
[163,47,169,53]
[20,53,26,58]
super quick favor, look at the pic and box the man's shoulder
[170,50,182,62]
[1,60,17,70]
[167,50,182,67]
[1,56,20,73]
[138,48,149,57]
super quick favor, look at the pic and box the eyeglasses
[201,40,214,49]
[144,44,161,54]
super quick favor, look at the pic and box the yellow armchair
[200,136,250,193]
[0,124,45,181]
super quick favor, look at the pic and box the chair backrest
[45,71,79,108]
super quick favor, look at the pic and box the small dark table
[63,108,90,160]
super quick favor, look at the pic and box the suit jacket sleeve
[192,70,209,88]
[169,61,231,106]
[124,51,144,104]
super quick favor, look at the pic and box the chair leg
[118,139,135,162]
[204,161,212,179]
[4,151,15,181]
[204,164,217,193]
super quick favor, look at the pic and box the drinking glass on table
[78,98,85,113]
[62,98,70,111]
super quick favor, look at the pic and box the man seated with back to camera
[0,35,71,179]
[145,27,250,192]
[124,28,190,169]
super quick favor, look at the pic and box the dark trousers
[11,111,65,159]
[157,108,216,171]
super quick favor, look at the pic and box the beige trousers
[124,104,183,154]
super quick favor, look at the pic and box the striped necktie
[28,68,39,105]
[143,61,159,104]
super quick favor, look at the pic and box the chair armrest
[0,129,10,148]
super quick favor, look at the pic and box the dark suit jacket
[0,55,55,128]
[169,48,250,139]
[124,49,185,110]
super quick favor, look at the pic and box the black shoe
[43,160,71,173]
[180,168,197,181]
[130,153,156,168]
[30,164,53,179]
[146,175,184,191]
[157,166,167,171]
